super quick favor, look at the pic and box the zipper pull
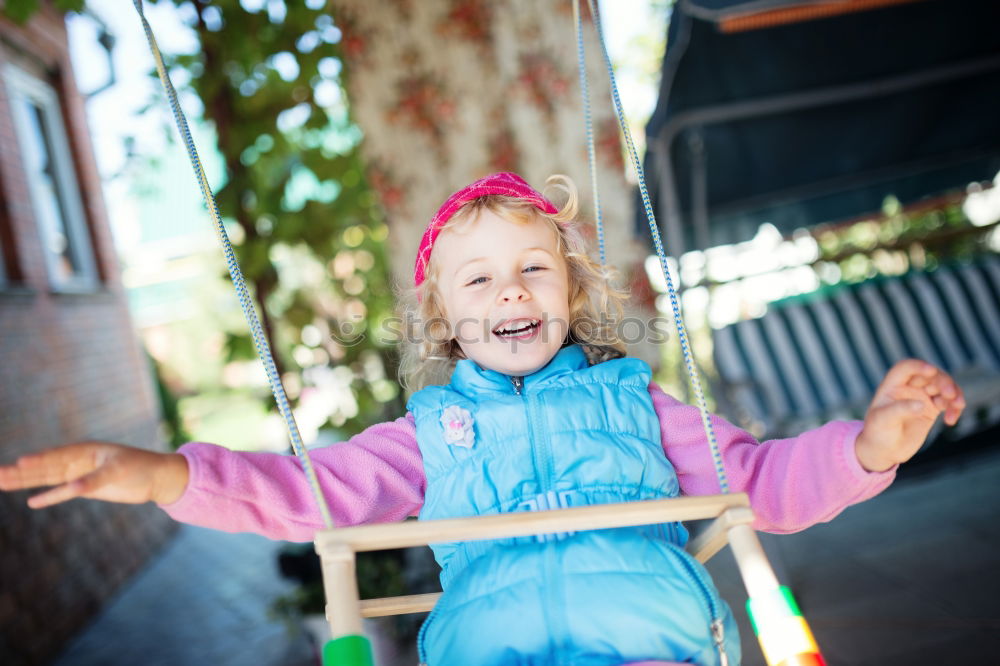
[711,619,728,666]
[511,376,523,395]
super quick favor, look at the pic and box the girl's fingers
[877,388,963,427]
[26,465,111,509]
[919,373,958,399]
[921,371,965,424]
[0,444,100,491]
[27,479,86,508]
[937,374,961,401]
[0,466,27,491]
[942,391,966,426]
[943,408,959,426]
[0,458,69,490]
[892,388,963,424]
[885,359,937,387]
[892,364,965,415]
[906,364,963,398]
[1,444,102,494]
[884,385,938,406]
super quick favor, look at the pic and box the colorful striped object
[323,634,374,666]
[747,586,826,666]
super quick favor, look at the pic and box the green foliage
[146,350,192,450]
[814,195,990,284]
[153,0,403,435]
[3,0,85,24]
[140,0,411,606]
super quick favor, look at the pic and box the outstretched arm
[164,414,425,540]
[648,384,880,534]
[1,414,426,542]
[650,360,964,534]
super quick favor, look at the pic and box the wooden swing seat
[315,493,754,619]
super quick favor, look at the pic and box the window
[4,65,98,290]
[0,169,21,288]
[0,233,8,288]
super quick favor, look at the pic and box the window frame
[4,64,99,292]
[0,226,8,288]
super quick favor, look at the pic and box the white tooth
[495,319,539,335]
[502,320,533,334]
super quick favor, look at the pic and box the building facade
[0,5,176,664]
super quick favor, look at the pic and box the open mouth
[493,319,541,339]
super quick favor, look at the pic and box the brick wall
[0,6,177,665]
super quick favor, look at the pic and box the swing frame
[314,495,803,666]
[316,493,752,626]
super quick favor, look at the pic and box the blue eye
[524,265,545,273]
[466,276,489,286]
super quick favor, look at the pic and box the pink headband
[413,172,558,289]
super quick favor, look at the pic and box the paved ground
[52,441,1000,666]
[52,527,317,666]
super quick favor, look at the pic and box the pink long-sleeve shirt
[160,382,895,540]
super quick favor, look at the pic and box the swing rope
[131,0,334,529]
[572,0,606,268]
[576,0,730,494]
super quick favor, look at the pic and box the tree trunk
[331,0,659,365]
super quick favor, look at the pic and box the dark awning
[640,0,1000,253]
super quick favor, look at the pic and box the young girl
[0,172,965,665]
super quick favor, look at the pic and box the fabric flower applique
[440,405,475,449]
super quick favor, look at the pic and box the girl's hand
[0,442,189,508]
[855,359,966,472]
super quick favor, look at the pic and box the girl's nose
[497,276,530,303]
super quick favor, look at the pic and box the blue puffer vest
[407,345,739,666]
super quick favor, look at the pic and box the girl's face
[432,208,571,377]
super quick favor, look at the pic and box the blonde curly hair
[396,174,628,393]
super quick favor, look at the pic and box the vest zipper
[417,600,442,665]
[514,377,554,494]
[513,373,567,660]
[667,542,729,665]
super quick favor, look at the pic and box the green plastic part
[322,634,374,666]
[746,585,803,636]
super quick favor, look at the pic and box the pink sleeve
[648,382,896,534]
[158,413,425,542]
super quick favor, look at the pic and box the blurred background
[0,1,997,664]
